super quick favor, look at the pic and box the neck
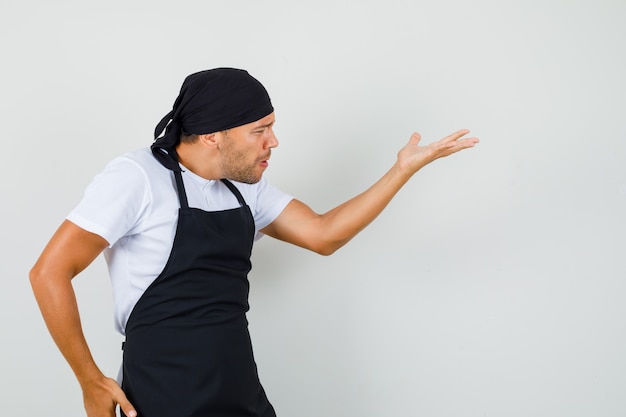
[175,141,221,180]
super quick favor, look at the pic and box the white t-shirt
[67,148,293,335]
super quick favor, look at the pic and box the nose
[266,128,279,149]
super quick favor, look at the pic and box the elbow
[29,265,40,286]
[29,264,45,293]
[29,262,61,295]
[29,263,70,305]
[29,266,44,303]
[315,246,338,256]
[311,238,349,256]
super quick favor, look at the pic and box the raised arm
[29,220,137,417]
[261,129,478,255]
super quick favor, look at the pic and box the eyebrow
[253,121,275,130]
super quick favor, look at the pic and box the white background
[2,0,625,416]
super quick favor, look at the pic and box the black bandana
[151,68,274,171]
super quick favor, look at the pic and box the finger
[120,405,137,417]
[458,137,479,147]
[443,137,479,154]
[440,129,470,144]
[116,393,137,417]
[120,407,137,417]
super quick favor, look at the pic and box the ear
[198,133,219,148]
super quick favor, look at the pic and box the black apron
[122,169,276,417]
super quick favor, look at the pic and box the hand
[396,129,479,175]
[82,376,137,417]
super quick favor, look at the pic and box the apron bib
[122,170,276,417]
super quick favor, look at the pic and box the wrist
[75,366,107,390]
[392,159,419,182]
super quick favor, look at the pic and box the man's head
[215,112,278,184]
[174,112,277,183]
[152,68,274,172]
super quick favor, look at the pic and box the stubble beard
[220,146,268,184]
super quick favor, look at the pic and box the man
[30,68,478,417]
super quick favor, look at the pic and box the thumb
[408,132,422,146]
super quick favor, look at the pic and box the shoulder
[67,148,173,245]
[95,148,173,191]
[112,148,168,178]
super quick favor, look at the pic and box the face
[219,113,278,184]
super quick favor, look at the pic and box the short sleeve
[67,157,152,246]
[251,177,293,237]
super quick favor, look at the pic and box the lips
[259,152,271,163]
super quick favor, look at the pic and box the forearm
[30,269,105,387]
[30,221,112,387]
[264,160,415,255]
[316,161,413,253]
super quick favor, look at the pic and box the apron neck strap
[220,179,247,207]
[173,170,190,209]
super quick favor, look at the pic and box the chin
[230,174,263,184]
[224,165,265,184]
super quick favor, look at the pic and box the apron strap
[173,170,190,209]
[221,179,247,207]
